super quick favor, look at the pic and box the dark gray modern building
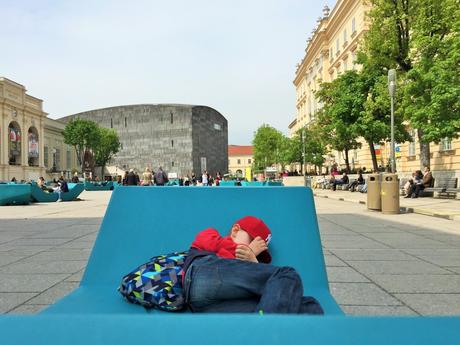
[60,104,228,177]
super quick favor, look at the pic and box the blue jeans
[53,189,62,200]
[183,255,323,314]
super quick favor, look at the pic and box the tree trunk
[368,141,379,172]
[344,149,350,173]
[417,129,430,169]
[101,164,105,180]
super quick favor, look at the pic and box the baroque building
[0,77,78,182]
[291,0,460,175]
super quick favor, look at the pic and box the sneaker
[57,199,62,202]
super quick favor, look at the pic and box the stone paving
[0,190,459,315]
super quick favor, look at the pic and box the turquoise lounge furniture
[42,186,341,314]
[0,184,31,205]
[31,183,84,202]
[84,181,114,191]
[1,186,458,344]
[219,181,237,186]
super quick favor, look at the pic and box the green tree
[252,125,285,171]
[289,125,326,174]
[316,71,361,172]
[94,127,121,178]
[63,118,101,174]
[403,0,460,168]
[363,0,460,169]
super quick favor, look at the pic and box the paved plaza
[0,190,459,315]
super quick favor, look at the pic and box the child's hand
[235,245,258,263]
[248,236,268,256]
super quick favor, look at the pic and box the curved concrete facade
[60,104,228,177]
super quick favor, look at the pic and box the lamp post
[388,69,397,173]
[301,128,306,186]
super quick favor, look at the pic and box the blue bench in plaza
[31,182,85,202]
[0,186,458,344]
[0,183,31,205]
[41,186,341,315]
[84,181,115,191]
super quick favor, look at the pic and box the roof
[228,145,253,156]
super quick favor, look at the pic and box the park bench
[1,187,458,344]
[424,177,457,198]
[84,181,114,191]
[0,187,460,345]
[31,182,85,202]
[39,186,342,315]
[0,184,31,206]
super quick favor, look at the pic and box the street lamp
[301,128,307,186]
[388,69,397,173]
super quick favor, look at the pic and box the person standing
[202,171,208,186]
[154,167,168,186]
[126,169,138,186]
[142,167,153,186]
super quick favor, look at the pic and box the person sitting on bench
[332,172,349,191]
[182,215,324,314]
[407,170,423,198]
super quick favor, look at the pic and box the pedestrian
[142,167,153,186]
[154,167,168,186]
[202,171,208,186]
[126,169,138,186]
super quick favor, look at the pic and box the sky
[1,0,335,145]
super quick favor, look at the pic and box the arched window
[8,122,22,165]
[28,126,39,166]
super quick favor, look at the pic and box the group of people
[120,168,224,187]
[315,172,367,193]
[403,167,433,198]
[36,176,69,202]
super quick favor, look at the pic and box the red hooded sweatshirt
[190,228,237,259]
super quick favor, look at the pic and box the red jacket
[191,228,237,259]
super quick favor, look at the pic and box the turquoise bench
[1,186,459,344]
[219,180,237,186]
[0,315,459,344]
[0,184,31,206]
[84,181,114,191]
[31,183,84,202]
[41,186,341,314]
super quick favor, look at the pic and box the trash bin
[305,176,312,188]
[381,173,400,214]
[367,174,381,211]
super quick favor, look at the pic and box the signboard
[28,132,39,158]
[395,145,401,158]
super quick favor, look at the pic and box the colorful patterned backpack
[118,251,188,311]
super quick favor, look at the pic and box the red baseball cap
[235,216,272,263]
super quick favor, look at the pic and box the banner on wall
[9,127,21,156]
[28,132,39,158]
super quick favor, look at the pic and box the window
[170,112,174,124]
[329,47,333,60]
[44,146,49,167]
[228,159,231,165]
[110,118,113,128]
[248,159,251,164]
[353,150,358,160]
[343,59,348,71]
[172,161,175,167]
[440,137,452,151]
[352,17,356,33]
[67,150,71,169]
[237,159,241,165]
[55,149,61,170]
[171,140,174,147]
[343,29,347,43]
[124,117,127,127]
[214,123,222,130]
[336,39,340,54]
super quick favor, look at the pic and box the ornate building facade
[0,77,78,182]
[291,0,459,175]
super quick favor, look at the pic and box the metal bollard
[367,174,382,211]
[381,173,400,214]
